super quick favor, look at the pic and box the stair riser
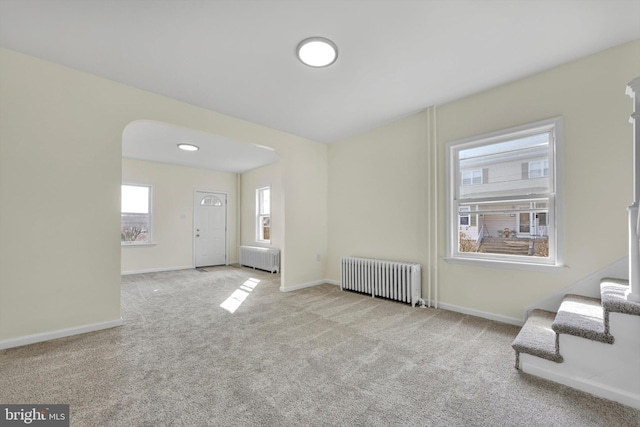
[608,312,640,344]
[514,278,640,410]
[520,354,640,410]
[519,318,640,409]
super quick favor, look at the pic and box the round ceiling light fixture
[296,37,338,68]
[177,143,199,151]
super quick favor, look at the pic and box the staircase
[512,278,640,409]
[479,238,530,256]
[510,76,640,410]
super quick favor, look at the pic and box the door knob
[196,234,200,237]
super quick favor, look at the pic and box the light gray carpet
[551,294,613,344]
[2,266,639,426]
[512,309,563,364]
[601,278,640,316]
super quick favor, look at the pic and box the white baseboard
[280,279,338,292]
[522,361,640,410]
[436,302,523,326]
[0,318,124,350]
[121,265,194,275]
[122,262,239,276]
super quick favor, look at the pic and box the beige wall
[328,40,640,321]
[0,48,328,344]
[121,158,238,274]
[327,111,430,277]
[240,142,328,288]
[280,141,328,287]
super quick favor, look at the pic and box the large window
[446,117,563,268]
[256,187,270,242]
[121,184,152,244]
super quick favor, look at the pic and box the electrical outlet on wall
[316,254,321,262]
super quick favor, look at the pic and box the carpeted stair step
[551,294,613,344]
[600,278,640,316]
[512,309,563,366]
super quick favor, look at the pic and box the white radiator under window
[341,257,421,307]
[239,246,280,274]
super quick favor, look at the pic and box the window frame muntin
[445,117,564,269]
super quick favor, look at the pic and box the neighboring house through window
[121,183,153,244]
[256,186,270,242]
[446,117,563,268]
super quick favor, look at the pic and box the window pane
[472,169,482,184]
[461,169,483,186]
[262,216,270,240]
[537,212,547,226]
[458,132,550,199]
[257,187,271,241]
[261,189,270,215]
[122,185,149,213]
[457,199,549,258]
[121,213,150,242]
[201,195,222,207]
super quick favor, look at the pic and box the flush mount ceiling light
[177,143,199,151]
[296,37,338,68]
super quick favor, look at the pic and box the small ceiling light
[297,37,338,68]
[177,143,199,151]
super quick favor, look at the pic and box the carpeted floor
[1,266,639,426]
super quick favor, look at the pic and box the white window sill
[121,242,156,247]
[444,256,565,272]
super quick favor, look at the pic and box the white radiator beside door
[341,257,421,307]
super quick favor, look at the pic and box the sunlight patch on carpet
[220,278,260,313]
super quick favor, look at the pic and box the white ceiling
[1,0,639,169]
[123,121,280,173]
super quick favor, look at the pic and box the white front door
[194,191,227,267]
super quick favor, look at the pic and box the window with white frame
[446,117,563,267]
[121,184,152,244]
[528,159,549,178]
[256,187,270,242]
[461,169,483,185]
[459,206,477,227]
